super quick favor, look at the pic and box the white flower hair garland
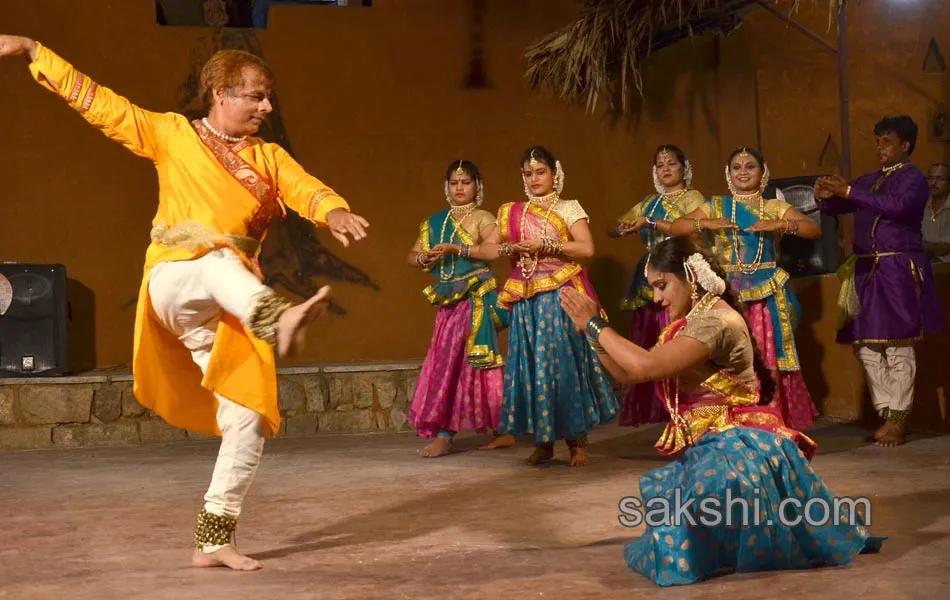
[684,253,726,296]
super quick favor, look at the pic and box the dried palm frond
[524,0,846,114]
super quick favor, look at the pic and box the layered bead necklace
[730,191,765,275]
[518,191,559,278]
[437,202,476,281]
[662,291,722,441]
[645,187,689,249]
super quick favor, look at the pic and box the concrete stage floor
[1,420,949,599]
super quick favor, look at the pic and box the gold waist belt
[150,221,260,257]
[856,252,902,259]
[723,261,777,272]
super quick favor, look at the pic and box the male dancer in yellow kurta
[0,35,370,570]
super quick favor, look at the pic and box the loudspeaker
[765,176,839,278]
[0,263,70,377]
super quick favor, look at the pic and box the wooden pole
[838,1,854,256]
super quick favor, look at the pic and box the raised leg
[147,252,275,571]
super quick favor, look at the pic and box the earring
[690,283,699,300]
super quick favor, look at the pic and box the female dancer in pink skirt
[610,145,706,426]
[406,160,513,457]
[672,147,821,429]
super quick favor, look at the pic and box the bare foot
[191,546,262,571]
[569,446,589,467]
[526,444,554,466]
[479,434,515,451]
[276,285,332,358]
[418,436,452,457]
[872,421,891,441]
[875,423,905,447]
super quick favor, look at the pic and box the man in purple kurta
[816,115,944,447]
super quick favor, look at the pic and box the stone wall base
[0,362,421,451]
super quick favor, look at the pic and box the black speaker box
[0,263,70,377]
[766,176,839,278]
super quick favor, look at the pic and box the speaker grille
[0,264,69,377]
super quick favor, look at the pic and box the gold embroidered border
[701,371,758,405]
[498,203,512,242]
[422,269,492,306]
[192,119,277,211]
[307,189,339,221]
[524,201,570,240]
[497,262,583,306]
[772,282,799,371]
[723,262,777,273]
[419,221,431,253]
[467,279,505,368]
[67,72,85,104]
[78,82,98,114]
[710,197,736,265]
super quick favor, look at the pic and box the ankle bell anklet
[194,508,237,548]
[886,409,909,425]
[245,288,294,346]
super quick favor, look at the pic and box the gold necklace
[883,162,905,174]
[518,193,558,278]
[729,192,765,275]
[662,292,721,443]
[437,203,476,281]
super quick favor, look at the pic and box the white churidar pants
[148,248,271,549]
[853,343,916,416]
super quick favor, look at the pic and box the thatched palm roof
[524,0,845,113]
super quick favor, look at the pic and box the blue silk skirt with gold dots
[624,427,885,586]
[497,290,619,444]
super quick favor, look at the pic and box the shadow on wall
[66,278,97,373]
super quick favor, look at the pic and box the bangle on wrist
[585,315,609,341]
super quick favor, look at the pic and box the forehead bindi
[733,161,757,171]
[523,164,549,175]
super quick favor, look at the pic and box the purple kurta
[820,163,944,343]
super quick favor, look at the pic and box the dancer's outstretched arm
[1,34,171,162]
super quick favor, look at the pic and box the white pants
[854,343,916,417]
[148,248,271,544]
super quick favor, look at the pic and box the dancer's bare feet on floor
[526,444,554,465]
[478,434,515,450]
[418,436,453,457]
[191,546,262,571]
[277,285,332,358]
[873,421,891,441]
[569,446,589,467]
[875,423,905,447]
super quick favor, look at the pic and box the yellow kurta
[28,43,350,439]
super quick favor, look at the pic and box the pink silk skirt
[408,298,504,438]
[745,299,818,430]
